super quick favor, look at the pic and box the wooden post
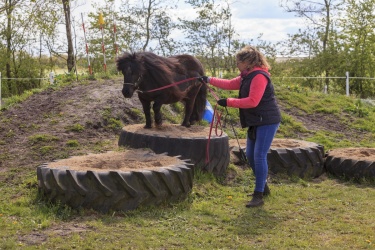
[81,13,92,75]
[99,12,106,72]
[346,71,349,96]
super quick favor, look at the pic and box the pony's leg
[140,98,152,128]
[182,99,194,127]
[183,85,202,127]
[153,102,163,127]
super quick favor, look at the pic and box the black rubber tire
[118,128,230,177]
[267,142,325,179]
[37,163,194,213]
[325,153,375,181]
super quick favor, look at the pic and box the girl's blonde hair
[236,45,270,70]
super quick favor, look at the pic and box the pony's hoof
[181,123,190,128]
[144,125,152,129]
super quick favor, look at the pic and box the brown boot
[246,191,264,208]
[247,183,270,197]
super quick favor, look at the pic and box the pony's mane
[139,52,179,85]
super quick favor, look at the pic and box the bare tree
[62,0,75,72]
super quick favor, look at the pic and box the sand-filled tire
[268,139,325,178]
[37,150,194,213]
[325,148,375,181]
[231,138,325,179]
[118,124,230,177]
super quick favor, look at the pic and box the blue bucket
[203,100,214,123]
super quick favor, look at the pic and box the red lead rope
[136,76,223,165]
[205,85,224,164]
[144,77,199,93]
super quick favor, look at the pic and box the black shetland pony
[116,51,207,128]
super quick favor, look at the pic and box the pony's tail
[193,82,208,121]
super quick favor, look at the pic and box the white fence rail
[273,71,375,96]
[1,71,375,109]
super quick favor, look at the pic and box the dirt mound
[0,79,141,177]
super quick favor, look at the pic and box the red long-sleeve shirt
[209,67,270,109]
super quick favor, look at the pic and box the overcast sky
[73,0,304,45]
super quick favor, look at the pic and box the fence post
[346,71,349,96]
[49,72,54,85]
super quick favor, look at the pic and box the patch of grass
[106,118,123,131]
[1,118,12,123]
[100,107,125,131]
[307,130,375,150]
[5,130,15,137]
[28,123,40,130]
[66,140,80,147]
[130,108,143,118]
[65,123,85,132]
[91,139,116,153]
[39,146,54,155]
[28,134,59,144]
[278,113,309,137]
[161,105,182,124]
[2,88,44,108]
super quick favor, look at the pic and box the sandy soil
[327,148,375,161]
[229,138,316,149]
[124,123,215,137]
[48,149,184,171]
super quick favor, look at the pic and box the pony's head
[116,52,144,98]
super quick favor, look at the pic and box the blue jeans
[246,123,280,193]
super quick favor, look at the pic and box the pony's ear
[116,52,132,70]
[115,57,123,70]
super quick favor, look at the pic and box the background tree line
[1,0,375,98]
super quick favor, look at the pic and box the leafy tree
[0,0,58,96]
[180,0,235,76]
[338,0,375,97]
[115,0,179,54]
[280,0,344,91]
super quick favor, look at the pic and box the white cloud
[232,18,304,42]
[230,0,304,42]
[74,0,305,45]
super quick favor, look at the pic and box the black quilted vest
[238,70,281,128]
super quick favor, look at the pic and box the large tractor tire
[231,138,325,179]
[325,148,375,181]
[268,139,325,179]
[37,150,194,213]
[118,124,230,177]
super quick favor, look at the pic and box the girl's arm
[227,74,268,108]
[209,76,241,90]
